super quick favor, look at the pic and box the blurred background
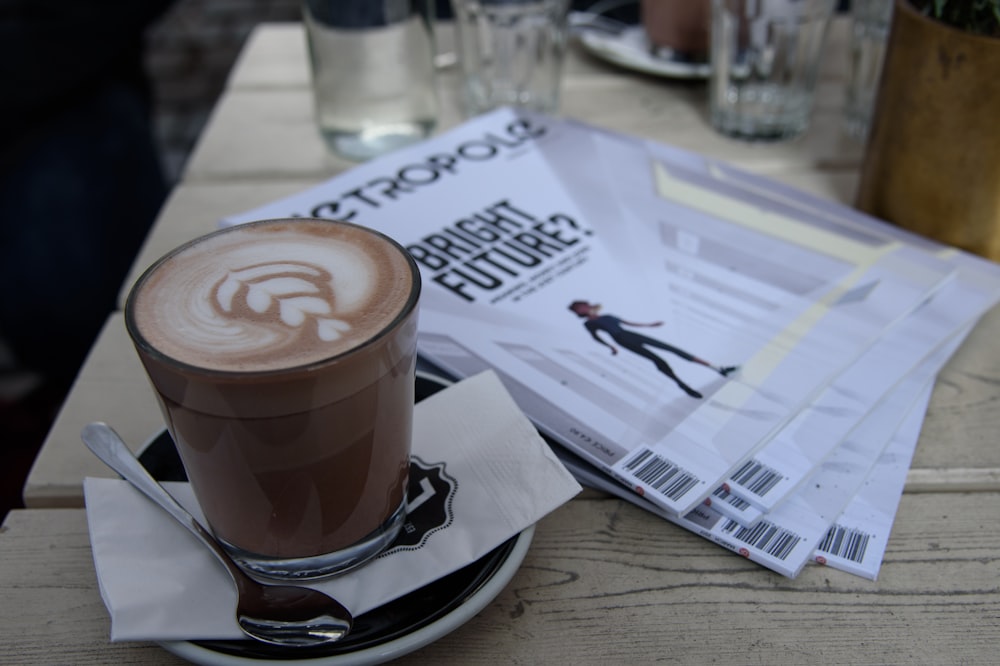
[148,0,302,184]
[0,0,298,520]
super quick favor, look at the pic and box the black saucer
[139,372,522,661]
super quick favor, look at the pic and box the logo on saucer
[381,456,457,555]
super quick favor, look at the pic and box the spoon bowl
[81,421,354,647]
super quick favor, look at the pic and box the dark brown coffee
[125,218,421,578]
[640,0,710,59]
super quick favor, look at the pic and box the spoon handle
[81,422,244,585]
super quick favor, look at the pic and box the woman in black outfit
[569,300,737,399]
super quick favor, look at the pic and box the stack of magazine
[224,108,1000,580]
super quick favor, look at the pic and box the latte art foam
[129,219,417,372]
[213,261,351,342]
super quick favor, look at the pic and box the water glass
[302,0,439,161]
[709,0,837,141]
[450,0,570,116]
[844,0,893,140]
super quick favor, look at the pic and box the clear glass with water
[302,0,439,161]
[709,0,836,141]
[451,0,570,117]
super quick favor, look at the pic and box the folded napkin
[84,370,581,642]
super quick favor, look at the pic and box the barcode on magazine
[713,485,750,510]
[721,519,801,561]
[623,448,699,502]
[729,459,783,498]
[816,524,871,564]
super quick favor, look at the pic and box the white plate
[578,24,711,79]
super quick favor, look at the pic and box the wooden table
[5,20,999,665]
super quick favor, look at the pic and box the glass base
[223,500,407,580]
[710,112,808,142]
[462,81,560,118]
[321,121,434,162]
[710,83,812,142]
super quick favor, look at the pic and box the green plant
[911,0,1000,36]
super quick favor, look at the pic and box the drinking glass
[450,0,571,116]
[709,0,837,140]
[302,0,439,160]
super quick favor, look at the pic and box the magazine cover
[617,135,1000,513]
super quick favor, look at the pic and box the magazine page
[629,133,1000,322]
[708,273,997,523]
[620,138,1000,515]
[811,381,933,580]
[542,126,997,575]
[551,374,931,580]
[419,300,966,576]
[581,129,955,514]
[638,136,996,276]
[673,332,962,577]
[551,337,950,579]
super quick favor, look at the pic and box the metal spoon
[81,421,354,647]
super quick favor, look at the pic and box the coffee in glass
[125,218,421,579]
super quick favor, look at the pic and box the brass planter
[855,0,1000,261]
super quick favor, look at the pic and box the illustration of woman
[568,300,737,399]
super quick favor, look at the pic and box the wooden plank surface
[3,494,998,664]
[909,304,1000,471]
[23,315,161,507]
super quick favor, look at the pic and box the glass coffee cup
[124,218,421,579]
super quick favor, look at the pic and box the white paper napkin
[84,370,581,642]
